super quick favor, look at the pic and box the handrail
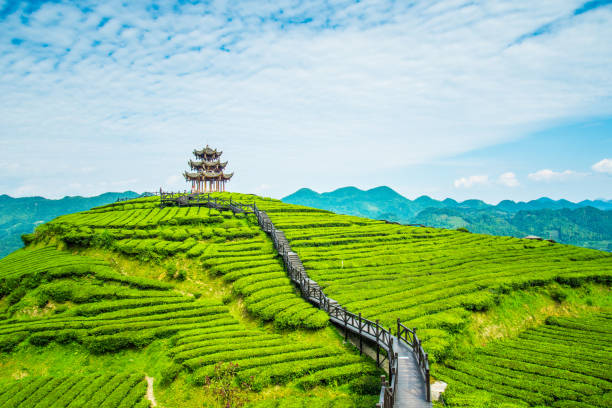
[148,195,430,407]
[253,203,405,407]
[398,320,431,402]
[157,191,255,213]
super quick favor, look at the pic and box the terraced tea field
[2,199,380,407]
[38,196,328,329]
[0,372,148,408]
[246,197,612,360]
[5,192,612,407]
[438,313,612,407]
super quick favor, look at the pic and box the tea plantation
[2,192,611,407]
[438,313,612,408]
[1,196,381,407]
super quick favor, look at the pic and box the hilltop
[283,186,612,250]
[0,191,610,407]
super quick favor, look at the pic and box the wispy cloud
[527,169,587,182]
[454,175,489,189]
[510,0,612,46]
[0,1,611,198]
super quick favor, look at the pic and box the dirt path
[145,375,157,407]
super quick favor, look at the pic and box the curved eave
[189,159,228,170]
[193,148,223,158]
[184,170,233,180]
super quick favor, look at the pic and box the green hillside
[1,195,380,407]
[283,187,612,251]
[414,206,612,251]
[0,192,140,258]
[1,192,611,407]
[439,313,612,407]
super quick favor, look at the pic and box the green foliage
[437,313,612,407]
[252,200,612,363]
[159,363,183,387]
[348,375,382,395]
[203,362,253,408]
[549,287,569,303]
[0,192,140,258]
[20,233,35,246]
[0,373,148,407]
[415,206,612,251]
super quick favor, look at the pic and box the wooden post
[397,318,400,340]
[376,319,380,366]
[344,308,348,340]
[388,336,393,375]
[425,352,431,402]
[358,312,363,355]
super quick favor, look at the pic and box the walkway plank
[393,339,432,408]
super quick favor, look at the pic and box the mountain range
[2,187,610,258]
[283,186,612,251]
[0,192,140,258]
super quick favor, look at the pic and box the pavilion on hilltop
[183,146,233,193]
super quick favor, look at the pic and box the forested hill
[282,187,612,251]
[414,206,612,251]
[0,192,140,258]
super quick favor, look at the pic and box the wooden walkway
[394,339,431,408]
[154,192,432,408]
[253,203,432,408]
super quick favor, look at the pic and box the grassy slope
[3,192,612,407]
[235,192,611,407]
[0,195,381,408]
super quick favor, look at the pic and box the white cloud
[454,175,489,188]
[527,169,585,182]
[592,158,612,175]
[498,172,520,187]
[0,1,611,198]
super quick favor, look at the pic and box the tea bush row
[0,373,147,407]
[436,314,612,407]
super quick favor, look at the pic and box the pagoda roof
[183,171,234,181]
[189,159,228,169]
[193,145,222,158]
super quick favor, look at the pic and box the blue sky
[0,0,610,203]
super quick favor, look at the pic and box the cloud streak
[527,169,587,182]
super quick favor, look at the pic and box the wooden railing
[398,320,431,402]
[132,193,430,407]
[115,191,160,203]
[253,204,410,407]
[158,191,254,214]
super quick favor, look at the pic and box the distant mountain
[282,186,612,251]
[0,191,140,258]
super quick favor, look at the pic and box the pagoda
[183,145,233,193]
